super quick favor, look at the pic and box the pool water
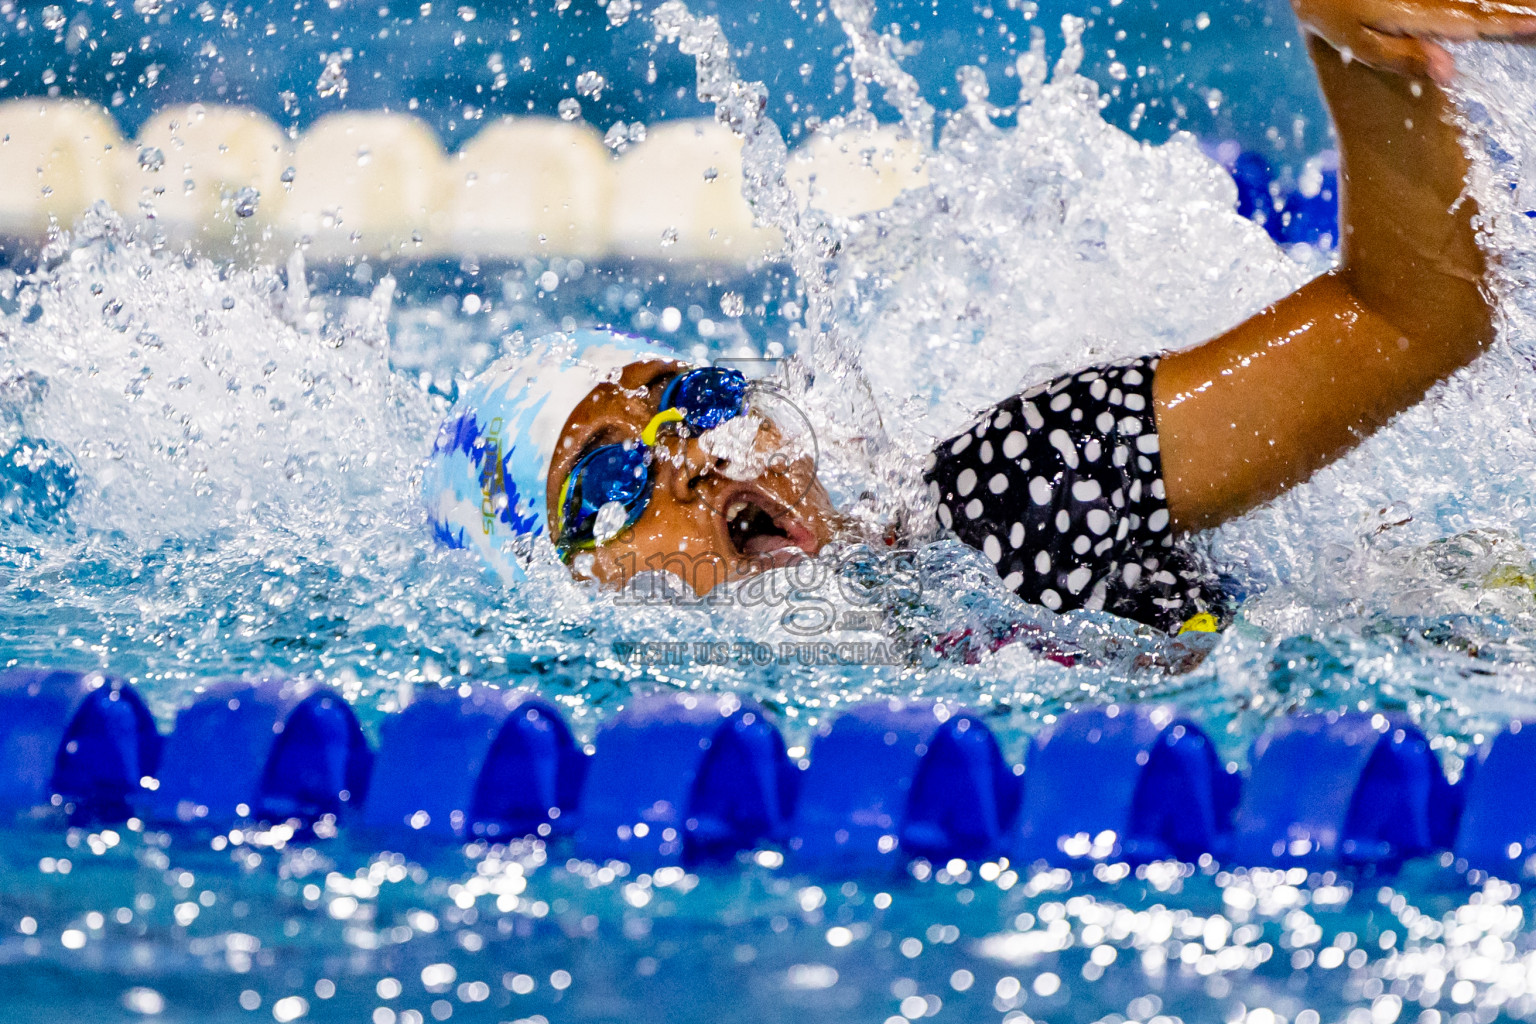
[5,1,1536,1022]
[0,825,1523,1024]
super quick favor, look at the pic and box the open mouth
[721,488,816,562]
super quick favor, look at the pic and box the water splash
[646,5,1536,756]
[7,10,1536,763]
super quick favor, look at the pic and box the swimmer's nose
[660,438,719,503]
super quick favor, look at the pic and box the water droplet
[557,98,582,122]
[132,0,164,13]
[593,501,630,544]
[317,53,349,98]
[660,227,679,247]
[137,146,165,172]
[606,0,634,26]
[40,6,65,31]
[576,70,606,99]
[232,187,260,218]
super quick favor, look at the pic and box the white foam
[445,116,612,258]
[126,104,289,253]
[12,6,1536,747]
[610,118,783,261]
[279,112,450,259]
[0,100,124,238]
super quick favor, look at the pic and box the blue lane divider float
[363,685,584,841]
[1232,712,1452,869]
[789,700,1020,869]
[0,669,160,823]
[1454,722,1536,873]
[1013,704,1232,867]
[1211,143,1339,250]
[151,679,372,827]
[573,692,795,866]
[1227,150,1275,231]
[8,666,1536,880]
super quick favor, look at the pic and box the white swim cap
[424,328,676,581]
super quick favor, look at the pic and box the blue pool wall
[2,667,1531,880]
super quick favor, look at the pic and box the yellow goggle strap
[640,407,686,447]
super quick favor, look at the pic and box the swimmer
[427,0,1536,634]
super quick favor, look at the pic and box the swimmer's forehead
[569,358,690,416]
[553,358,689,461]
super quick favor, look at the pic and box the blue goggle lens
[658,366,749,432]
[556,366,752,553]
[558,443,650,549]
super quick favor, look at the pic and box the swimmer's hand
[1293,0,1536,83]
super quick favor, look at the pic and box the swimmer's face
[546,361,837,595]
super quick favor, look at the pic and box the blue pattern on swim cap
[423,329,674,582]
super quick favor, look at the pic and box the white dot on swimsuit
[1048,429,1079,469]
[1071,480,1102,502]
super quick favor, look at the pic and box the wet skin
[551,0,1536,596]
[546,360,837,595]
[1157,0,1536,530]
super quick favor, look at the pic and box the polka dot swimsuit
[924,356,1218,632]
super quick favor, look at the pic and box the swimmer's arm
[1153,35,1496,531]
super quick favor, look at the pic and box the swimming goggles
[553,366,749,555]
